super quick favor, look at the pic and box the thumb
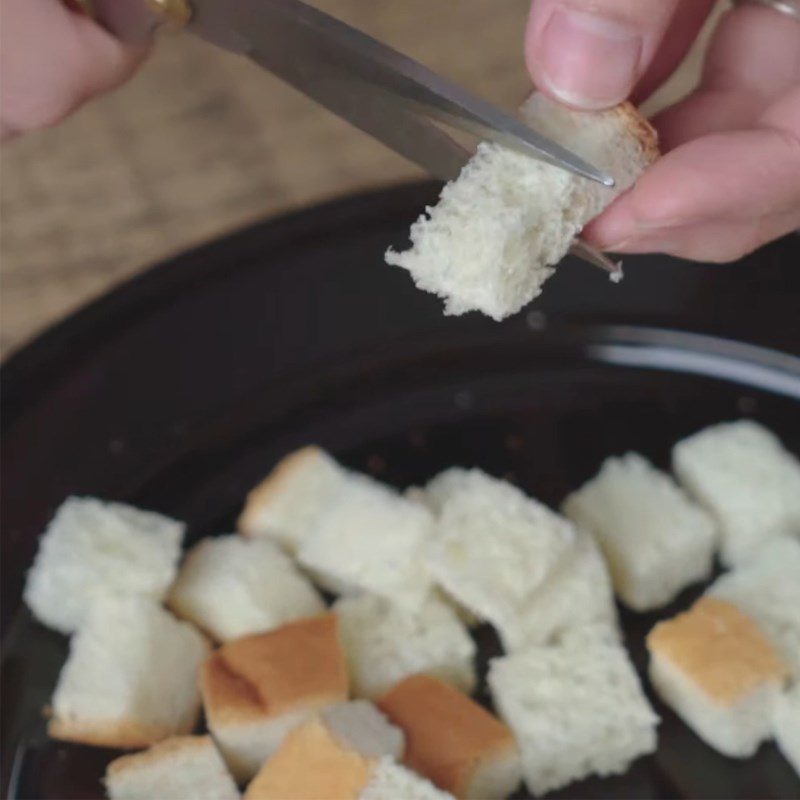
[525,0,685,110]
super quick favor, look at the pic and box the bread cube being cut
[706,537,800,676]
[563,453,716,611]
[489,634,658,795]
[298,477,435,612]
[385,93,658,320]
[202,614,348,782]
[497,529,618,651]
[378,674,521,800]
[423,468,575,631]
[24,496,184,634]
[104,735,239,800]
[49,597,209,748]
[334,593,476,700]
[168,535,324,642]
[647,596,789,758]
[673,420,800,567]
[238,446,349,553]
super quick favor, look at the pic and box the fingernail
[607,236,679,255]
[602,237,635,253]
[537,8,642,110]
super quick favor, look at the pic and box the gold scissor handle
[72,0,191,43]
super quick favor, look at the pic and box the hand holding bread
[527,0,800,262]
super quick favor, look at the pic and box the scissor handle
[78,0,191,44]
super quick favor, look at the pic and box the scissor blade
[250,50,471,182]
[187,0,613,186]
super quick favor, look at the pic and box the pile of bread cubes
[22,418,800,799]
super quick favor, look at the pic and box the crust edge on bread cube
[647,597,790,758]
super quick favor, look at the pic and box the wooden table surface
[0,1,720,358]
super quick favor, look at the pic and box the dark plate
[2,182,799,800]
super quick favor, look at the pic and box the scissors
[89,0,621,275]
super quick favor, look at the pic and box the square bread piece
[24,496,184,634]
[335,593,476,699]
[497,529,618,651]
[360,757,457,800]
[298,477,435,612]
[673,420,800,567]
[377,674,521,800]
[168,535,324,642]
[238,446,350,553]
[423,468,576,629]
[707,538,800,676]
[774,682,800,776]
[49,597,209,748]
[245,717,449,800]
[647,596,790,758]
[105,735,239,800]
[489,635,658,796]
[203,614,348,781]
[385,93,657,320]
[563,453,716,611]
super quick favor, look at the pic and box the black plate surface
[2,182,800,800]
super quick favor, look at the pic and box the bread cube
[335,593,475,699]
[245,720,454,800]
[202,614,348,781]
[298,478,435,612]
[707,537,800,675]
[774,683,800,776]
[647,597,790,757]
[673,420,800,566]
[168,535,324,642]
[489,635,658,795]
[378,675,520,800]
[360,757,456,800]
[320,700,405,762]
[238,446,349,553]
[497,529,618,650]
[24,496,184,634]
[423,468,575,629]
[563,453,716,610]
[243,716,373,800]
[49,597,209,748]
[105,735,239,800]
[385,94,657,321]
